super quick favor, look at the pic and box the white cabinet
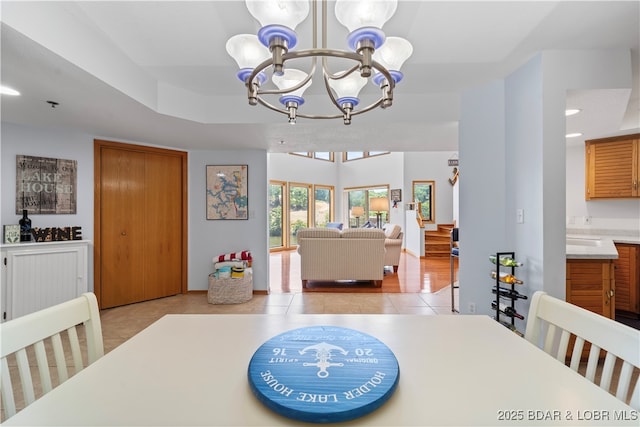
[1,240,90,321]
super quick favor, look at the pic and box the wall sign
[16,155,77,214]
[32,227,83,242]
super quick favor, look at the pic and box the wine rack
[490,251,527,336]
[450,227,459,313]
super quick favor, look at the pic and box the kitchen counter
[566,230,640,259]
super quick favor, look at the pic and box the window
[314,185,334,227]
[343,152,390,162]
[289,152,335,162]
[289,183,311,246]
[345,185,389,227]
[269,181,286,249]
[270,181,335,250]
[412,180,435,224]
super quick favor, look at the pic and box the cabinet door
[566,259,614,319]
[585,136,639,199]
[614,244,640,314]
[585,139,638,200]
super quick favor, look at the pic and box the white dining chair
[525,291,639,410]
[0,292,104,419]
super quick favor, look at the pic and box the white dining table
[4,314,637,426]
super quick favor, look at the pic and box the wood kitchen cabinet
[566,259,615,319]
[614,243,640,316]
[585,133,640,200]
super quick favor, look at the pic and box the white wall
[189,150,269,291]
[458,49,634,326]
[458,79,507,317]
[1,123,271,293]
[1,123,96,289]
[1,123,95,240]
[403,151,457,230]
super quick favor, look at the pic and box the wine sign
[248,326,399,423]
[16,155,77,214]
[31,227,82,242]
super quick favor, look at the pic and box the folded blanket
[215,250,252,262]
[214,261,246,269]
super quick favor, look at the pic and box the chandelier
[226,0,413,125]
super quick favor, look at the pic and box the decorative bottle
[19,209,32,242]
[490,271,524,285]
[489,255,523,267]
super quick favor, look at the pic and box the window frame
[342,152,390,162]
[289,152,335,162]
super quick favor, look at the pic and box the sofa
[296,227,386,287]
[382,223,403,273]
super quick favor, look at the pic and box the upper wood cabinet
[585,133,640,200]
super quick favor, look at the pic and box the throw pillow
[326,222,343,230]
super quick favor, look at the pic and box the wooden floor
[269,250,457,294]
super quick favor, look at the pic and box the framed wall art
[206,165,248,220]
[16,155,77,214]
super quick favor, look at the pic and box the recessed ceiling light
[566,133,583,138]
[0,85,20,96]
[565,109,581,116]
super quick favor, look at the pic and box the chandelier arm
[244,50,397,120]
[321,0,326,50]
[254,96,385,120]
[323,63,361,80]
[256,96,345,120]
[249,55,318,97]
[296,97,385,119]
[247,50,396,91]
[315,0,320,49]
[255,97,297,116]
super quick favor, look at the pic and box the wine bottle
[491,301,524,320]
[19,209,31,242]
[490,271,524,285]
[489,255,523,267]
[492,286,528,300]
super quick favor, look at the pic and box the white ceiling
[1,1,638,153]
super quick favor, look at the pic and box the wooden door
[95,140,187,309]
[143,152,184,300]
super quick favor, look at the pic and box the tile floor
[99,286,459,354]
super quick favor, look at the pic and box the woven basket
[208,268,253,304]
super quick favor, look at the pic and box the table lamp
[352,206,365,227]
[370,197,389,228]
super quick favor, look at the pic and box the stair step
[425,235,450,242]
[424,252,450,258]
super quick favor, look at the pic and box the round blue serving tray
[248,326,400,423]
